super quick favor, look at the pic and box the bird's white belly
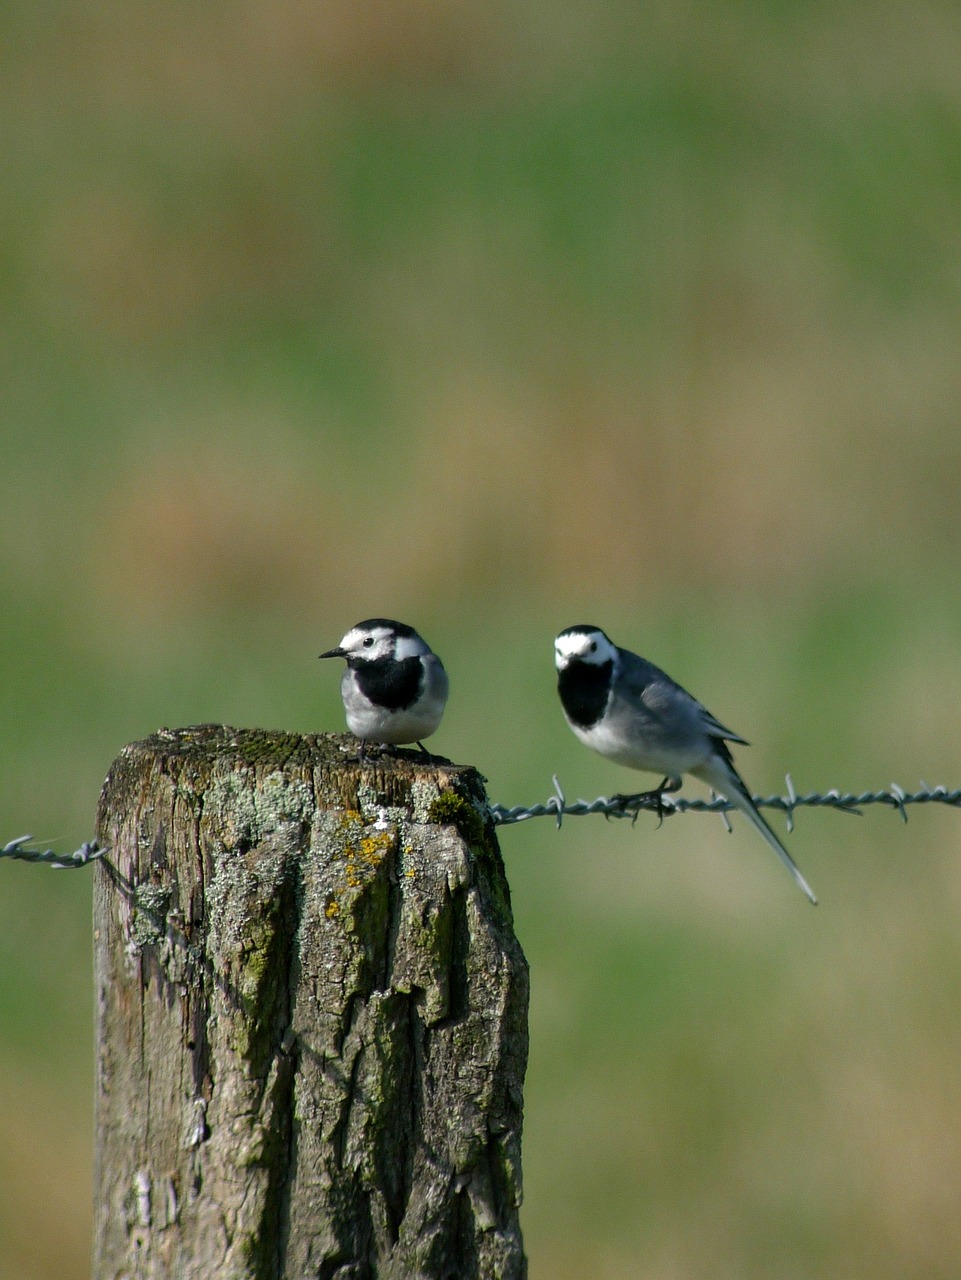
[345,700,443,745]
[570,717,707,778]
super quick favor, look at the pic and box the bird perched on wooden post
[321,618,449,754]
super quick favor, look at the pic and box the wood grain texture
[93,726,528,1280]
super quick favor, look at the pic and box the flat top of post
[97,724,492,835]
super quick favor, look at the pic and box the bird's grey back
[612,647,747,752]
[607,648,707,752]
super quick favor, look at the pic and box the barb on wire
[488,778,961,827]
[0,836,107,869]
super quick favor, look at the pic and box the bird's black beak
[319,646,346,660]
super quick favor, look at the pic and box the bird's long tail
[692,754,818,905]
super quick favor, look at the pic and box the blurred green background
[3,1,961,1276]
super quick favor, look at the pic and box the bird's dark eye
[590,641,597,652]
[363,636,374,647]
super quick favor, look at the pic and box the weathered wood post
[93,726,528,1280]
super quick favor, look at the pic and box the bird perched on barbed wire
[320,618,449,755]
[553,624,817,904]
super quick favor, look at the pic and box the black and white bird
[554,624,817,904]
[320,618,449,753]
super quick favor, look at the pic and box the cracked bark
[93,726,528,1280]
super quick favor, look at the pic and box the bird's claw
[605,794,634,822]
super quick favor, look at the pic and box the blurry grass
[2,0,961,1276]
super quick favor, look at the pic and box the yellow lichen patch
[325,898,340,919]
[339,827,396,888]
[359,831,394,860]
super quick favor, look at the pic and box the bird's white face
[337,623,430,662]
[338,624,399,662]
[554,626,617,671]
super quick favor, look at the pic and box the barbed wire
[0,836,106,869]
[4,779,960,869]
[488,777,961,830]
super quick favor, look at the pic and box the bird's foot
[608,777,681,827]
[606,792,652,825]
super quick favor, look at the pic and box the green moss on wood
[231,889,295,1067]
[426,791,487,846]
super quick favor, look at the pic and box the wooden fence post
[92,726,528,1280]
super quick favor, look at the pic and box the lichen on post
[93,726,528,1280]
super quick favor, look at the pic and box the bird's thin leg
[650,775,682,826]
[416,741,431,758]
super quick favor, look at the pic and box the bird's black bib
[352,655,424,711]
[557,659,613,729]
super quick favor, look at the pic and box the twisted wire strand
[4,780,959,867]
[0,836,106,869]
[487,777,961,829]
